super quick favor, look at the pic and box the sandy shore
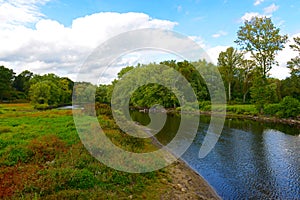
[161,159,221,200]
[145,128,220,199]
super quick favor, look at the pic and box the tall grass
[0,104,171,199]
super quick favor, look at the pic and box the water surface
[131,112,300,199]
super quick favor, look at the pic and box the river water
[130,112,300,199]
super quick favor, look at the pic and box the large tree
[287,36,300,77]
[0,66,15,101]
[218,47,243,103]
[239,59,255,103]
[235,16,288,78]
[13,70,33,95]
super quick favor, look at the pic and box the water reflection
[131,112,300,199]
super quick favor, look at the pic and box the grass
[0,103,174,199]
[225,104,258,115]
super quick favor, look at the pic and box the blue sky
[40,0,300,47]
[0,0,300,83]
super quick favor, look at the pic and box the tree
[235,17,288,78]
[117,66,134,79]
[0,66,15,101]
[287,36,300,77]
[96,84,109,103]
[29,81,52,105]
[250,74,278,113]
[218,47,243,103]
[13,70,33,95]
[239,59,255,103]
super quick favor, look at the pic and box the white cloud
[206,45,229,65]
[188,36,206,48]
[212,30,228,38]
[240,3,279,23]
[0,0,50,27]
[0,11,178,83]
[264,3,279,15]
[273,32,300,79]
[240,12,263,22]
[254,0,264,6]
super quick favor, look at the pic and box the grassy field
[0,103,175,199]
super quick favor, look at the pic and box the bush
[199,101,211,111]
[34,103,49,110]
[278,96,300,118]
[264,104,280,115]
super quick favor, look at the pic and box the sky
[0,0,300,84]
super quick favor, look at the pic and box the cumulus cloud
[0,11,178,83]
[240,3,279,22]
[206,45,229,65]
[240,12,264,22]
[273,32,300,79]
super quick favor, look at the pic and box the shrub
[264,104,280,115]
[278,96,300,118]
[199,101,211,111]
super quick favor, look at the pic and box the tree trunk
[243,90,248,104]
[228,82,231,104]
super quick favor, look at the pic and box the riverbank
[162,160,221,199]
[199,110,300,128]
[143,124,220,199]
[133,105,300,128]
[0,103,220,199]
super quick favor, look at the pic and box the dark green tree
[287,36,300,77]
[0,66,15,101]
[218,47,243,103]
[13,70,33,95]
[239,59,255,103]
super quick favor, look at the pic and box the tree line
[0,68,74,109]
[0,16,299,117]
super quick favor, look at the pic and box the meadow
[0,103,176,199]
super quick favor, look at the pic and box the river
[130,112,300,199]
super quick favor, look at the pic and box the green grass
[0,103,172,199]
[225,104,258,115]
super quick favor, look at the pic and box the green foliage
[288,37,300,77]
[277,96,300,118]
[250,76,279,113]
[235,16,288,77]
[73,82,96,103]
[0,65,15,101]
[218,47,243,102]
[199,101,211,111]
[264,97,300,118]
[264,104,281,115]
[29,76,73,108]
[281,76,300,101]
[13,70,33,95]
